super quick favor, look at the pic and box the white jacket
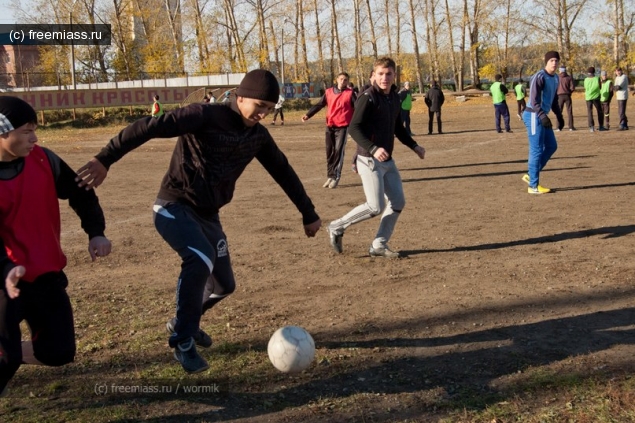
[614,74,629,101]
[275,95,285,109]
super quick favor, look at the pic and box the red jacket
[0,146,65,282]
[305,87,355,128]
[324,88,354,127]
[0,145,106,282]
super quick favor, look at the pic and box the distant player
[521,51,564,194]
[302,72,356,189]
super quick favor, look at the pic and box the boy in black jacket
[76,70,321,374]
[327,58,425,258]
[425,81,445,134]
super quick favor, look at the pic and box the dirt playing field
[3,94,635,422]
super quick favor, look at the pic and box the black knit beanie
[235,69,280,104]
[544,51,560,63]
[0,96,37,134]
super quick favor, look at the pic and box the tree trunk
[395,0,401,60]
[384,0,393,56]
[466,0,482,88]
[164,0,184,73]
[329,0,343,73]
[364,0,378,59]
[255,0,270,69]
[312,0,327,88]
[293,2,299,81]
[353,0,363,85]
[191,0,209,72]
[444,0,459,91]
[407,0,424,92]
[298,0,311,82]
[269,20,281,80]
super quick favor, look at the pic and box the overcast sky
[0,0,15,25]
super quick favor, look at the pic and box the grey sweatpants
[329,156,405,249]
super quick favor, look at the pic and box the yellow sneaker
[522,174,530,184]
[528,185,551,194]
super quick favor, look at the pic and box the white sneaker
[327,225,343,253]
[369,246,401,258]
[322,178,332,188]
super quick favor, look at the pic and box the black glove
[540,116,552,129]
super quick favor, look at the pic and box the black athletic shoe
[166,318,213,348]
[174,338,209,373]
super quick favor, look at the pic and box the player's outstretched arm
[5,266,25,299]
[88,236,112,261]
[304,219,322,237]
[76,158,108,190]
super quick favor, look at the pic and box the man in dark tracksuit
[302,72,356,189]
[76,70,322,374]
[557,66,576,130]
[424,81,445,134]
[327,58,426,258]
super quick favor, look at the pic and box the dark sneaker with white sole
[369,246,401,258]
[166,318,213,348]
[174,337,209,373]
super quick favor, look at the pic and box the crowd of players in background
[1,54,633,392]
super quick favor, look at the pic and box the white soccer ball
[267,326,315,373]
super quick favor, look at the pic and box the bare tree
[164,0,185,73]
[363,0,378,58]
[269,19,281,79]
[252,0,271,69]
[407,0,424,91]
[312,0,328,87]
[444,0,462,91]
[292,1,299,80]
[487,0,513,80]
[353,0,364,84]
[524,0,589,64]
[501,0,511,79]
[394,0,402,60]
[465,0,483,88]
[111,0,135,79]
[424,0,441,83]
[384,0,393,56]
[298,0,311,81]
[459,0,468,89]
[329,0,344,73]
[190,0,210,72]
[223,0,248,72]
[612,0,634,69]
[77,0,109,81]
